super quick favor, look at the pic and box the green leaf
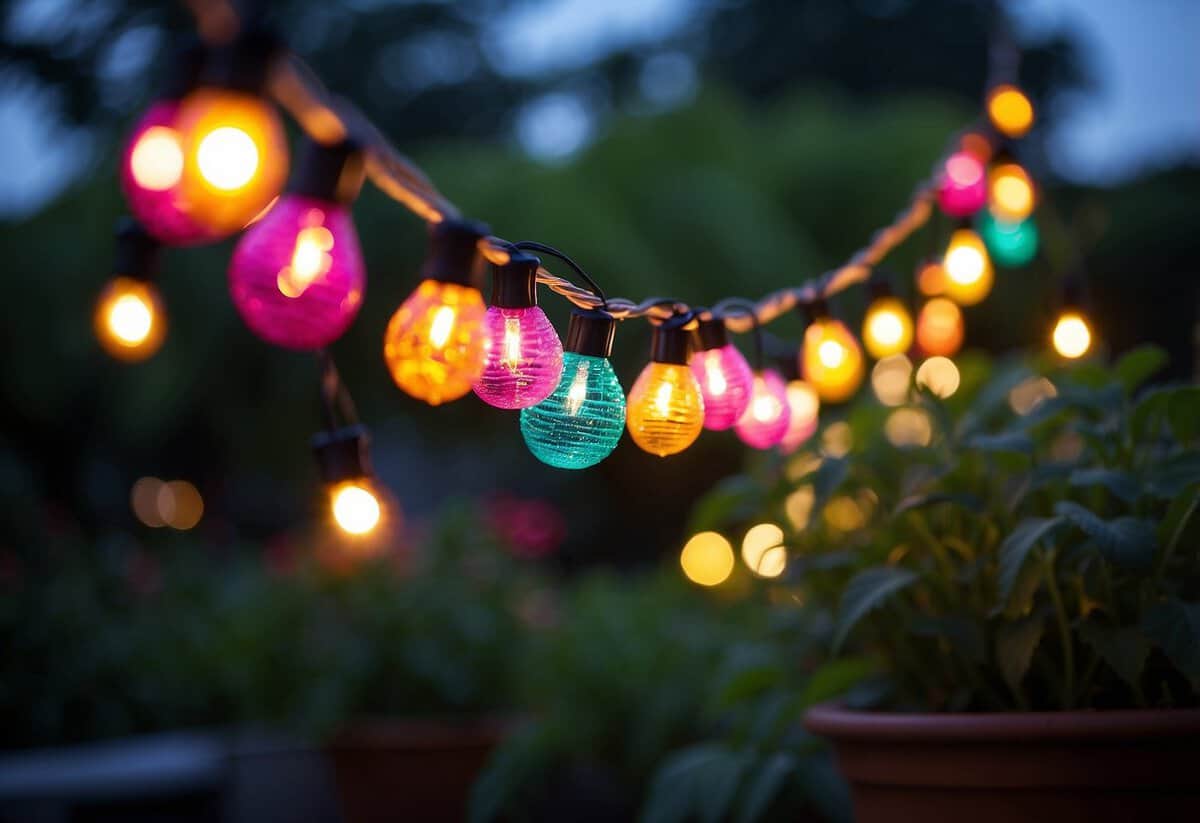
[1078,619,1150,687]
[1131,384,1174,439]
[689,475,762,532]
[965,430,1034,454]
[798,657,876,708]
[716,661,786,708]
[643,744,751,823]
[1053,501,1157,570]
[1147,452,1200,498]
[997,517,1063,602]
[734,752,797,823]
[894,492,983,516]
[1113,345,1167,394]
[995,615,1044,693]
[1142,600,1200,681]
[832,567,919,652]
[1169,387,1200,443]
[910,616,986,664]
[1068,468,1139,504]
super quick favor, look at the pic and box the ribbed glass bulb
[735,369,791,449]
[626,362,705,457]
[802,318,865,404]
[942,228,994,306]
[521,352,626,469]
[228,196,364,350]
[121,100,217,245]
[779,379,820,454]
[384,279,488,405]
[474,306,564,409]
[937,151,987,218]
[690,344,754,430]
[862,296,914,359]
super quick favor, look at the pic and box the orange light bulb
[384,279,488,405]
[627,362,705,456]
[862,295,914,359]
[916,298,965,358]
[987,85,1035,139]
[942,228,994,306]
[95,277,167,361]
[988,162,1035,222]
[802,317,865,403]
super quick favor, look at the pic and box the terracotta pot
[805,703,1200,823]
[325,717,512,823]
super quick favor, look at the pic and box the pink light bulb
[473,252,564,409]
[691,344,754,430]
[779,379,820,454]
[936,151,987,218]
[120,100,218,246]
[735,369,792,449]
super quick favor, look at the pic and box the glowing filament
[704,352,728,396]
[429,306,457,349]
[819,340,846,368]
[331,482,381,536]
[197,126,259,191]
[501,316,523,370]
[654,381,674,416]
[1053,312,1092,359]
[752,392,781,422]
[130,126,184,191]
[108,294,154,344]
[563,361,590,416]
[277,224,335,297]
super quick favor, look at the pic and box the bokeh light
[915,356,960,398]
[862,295,914,359]
[1009,376,1057,415]
[942,228,993,305]
[741,523,787,578]
[130,126,185,191]
[131,477,203,530]
[821,421,853,458]
[95,277,167,361]
[885,407,933,447]
[916,260,947,297]
[680,531,734,586]
[1052,311,1093,359]
[871,354,913,406]
[987,84,1035,138]
[785,485,815,531]
[823,495,866,534]
[916,298,965,357]
[988,162,1035,222]
[978,211,1039,267]
[331,481,383,536]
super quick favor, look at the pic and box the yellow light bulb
[862,296,914,359]
[915,356,961,398]
[680,531,734,587]
[987,84,1035,139]
[130,125,184,191]
[1052,311,1092,359]
[802,318,865,404]
[94,277,166,361]
[988,162,1035,222]
[385,280,488,405]
[330,481,382,536]
[916,298,965,358]
[627,362,705,456]
[176,88,289,234]
[942,228,994,306]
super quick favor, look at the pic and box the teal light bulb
[521,352,626,469]
[978,211,1039,267]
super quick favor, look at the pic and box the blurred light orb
[821,421,853,458]
[735,370,791,449]
[978,211,1039,267]
[988,162,1035,222]
[779,380,821,454]
[942,228,993,305]
[862,296,914,359]
[916,298,965,358]
[131,477,166,527]
[95,277,166,361]
[1009,376,1057,415]
[871,354,913,406]
[741,523,786,578]
[160,480,204,530]
[885,407,933,447]
[130,126,185,190]
[680,531,734,587]
[197,126,259,191]
[802,318,865,403]
[824,495,866,534]
[1053,311,1092,359]
[915,356,960,398]
[785,485,815,531]
[331,481,382,536]
[987,85,1035,138]
[916,260,947,297]
[937,151,987,217]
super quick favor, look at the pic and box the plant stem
[1153,488,1200,584]
[1043,550,1075,710]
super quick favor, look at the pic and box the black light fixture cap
[650,313,696,365]
[287,138,364,204]
[693,313,729,352]
[421,217,490,289]
[200,25,283,95]
[803,298,831,323]
[565,308,616,358]
[114,218,162,282]
[490,251,539,308]
[312,424,372,485]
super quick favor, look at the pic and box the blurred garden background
[1,0,1198,820]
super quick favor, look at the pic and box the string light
[936,151,987,218]
[1052,310,1093,359]
[627,314,705,457]
[474,251,564,409]
[916,297,965,357]
[313,421,389,539]
[978,211,1038,267]
[680,531,734,587]
[521,309,625,469]
[384,219,491,405]
[861,281,914,359]
[779,371,820,454]
[229,139,366,349]
[735,369,791,449]
[801,305,865,403]
[689,313,754,431]
[988,158,1036,222]
[96,220,167,362]
[942,226,994,305]
[987,84,1035,139]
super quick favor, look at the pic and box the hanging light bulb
[988,156,1036,222]
[384,219,491,406]
[228,138,366,350]
[987,84,1035,139]
[916,258,947,297]
[95,220,167,362]
[175,29,289,234]
[313,424,389,538]
[779,370,820,454]
[120,41,217,245]
[689,313,754,430]
[942,225,993,306]
[735,369,791,449]
[977,210,1039,267]
[473,251,564,409]
[916,297,965,357]
[861,279,914,359]
[521,308,626,469]
[801,303,865,404]
[1052,277,1093,359]
[627,314,705,456]
[936,151,987,218]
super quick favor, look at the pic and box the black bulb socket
[312,424,372,485]
[490,251,539,308]
[287,138,365,204]
[114,218,162,282]
[650,313,696,366]
[565,309,616,358]
[421,217,490,289]
[200,25,283,96]
[803,298,831,324]
[692,314,729,352]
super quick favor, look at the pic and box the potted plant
[690,347,1200,822]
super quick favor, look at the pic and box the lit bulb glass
[627,362,705,456]
[802,318,865,403]
[120,101,217,245]
[937,151,987,218]
[978,211,1039,267]
[95,277,167,361]
[862,295,914,359]
[916,260,947,296]
[871,354,913,407]
[474,306,564,409]
[741,523,787,578]
[384,279,489,406]
[916,298,965,358]
[228,198,364,349]
[690,344,754,430]
[942,228,993,305]
[779,379,820,454]
[735,369,791,449]
[680,531,734,587]
[988,162,1035,222]
[987,85,1035,139]
[1052,311,1092,359]
[330,480,382,536]
[176,88,288,234]
[521,352,626,469]
[915,356,961,398]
